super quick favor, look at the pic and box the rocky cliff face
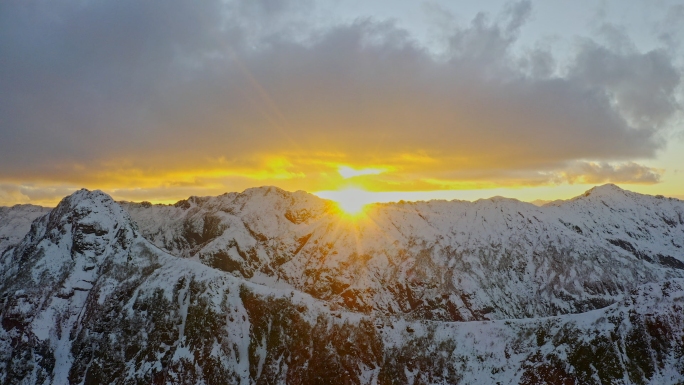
[1,187,683,384]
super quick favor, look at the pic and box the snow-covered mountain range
[1,185,683,384]
[121,184,684,321]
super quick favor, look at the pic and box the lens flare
[337,198,366,215]
[315,188,374,216]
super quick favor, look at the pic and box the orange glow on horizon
[2,155,682,207]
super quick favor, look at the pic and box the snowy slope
[121,184,684,321]
[1,189,683,384]
[377,278,684,384]
[0,204,50,254]
[0,189,343,384]
[546,185,684,269]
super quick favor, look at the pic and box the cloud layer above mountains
[0,0,681,204]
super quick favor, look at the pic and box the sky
[1,0,683,207]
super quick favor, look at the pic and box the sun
[315,188,373,217]
[334,188,369,216]
[337,197,366,215]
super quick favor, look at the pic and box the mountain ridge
[1,187,684,383]
[118,184,684,322]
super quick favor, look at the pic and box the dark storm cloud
[0,0,681,198]
[0,0,232,165]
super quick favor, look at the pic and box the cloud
[0,0,681,203]
[0,184,29,206]
[0,183,81,206]
[18,185,82,203]
[655,4,684,51]
[558,161,662,185]
[569,39,680,128]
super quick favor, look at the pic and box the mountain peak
[50,188,132,229]
[241,185,288,195]
[583,183,626,197]
[27,188,138,264]
[61,188,115,205]
[480,195,523,204]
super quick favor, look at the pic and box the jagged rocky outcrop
[1,187,683,384]
[121,184,684,321]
